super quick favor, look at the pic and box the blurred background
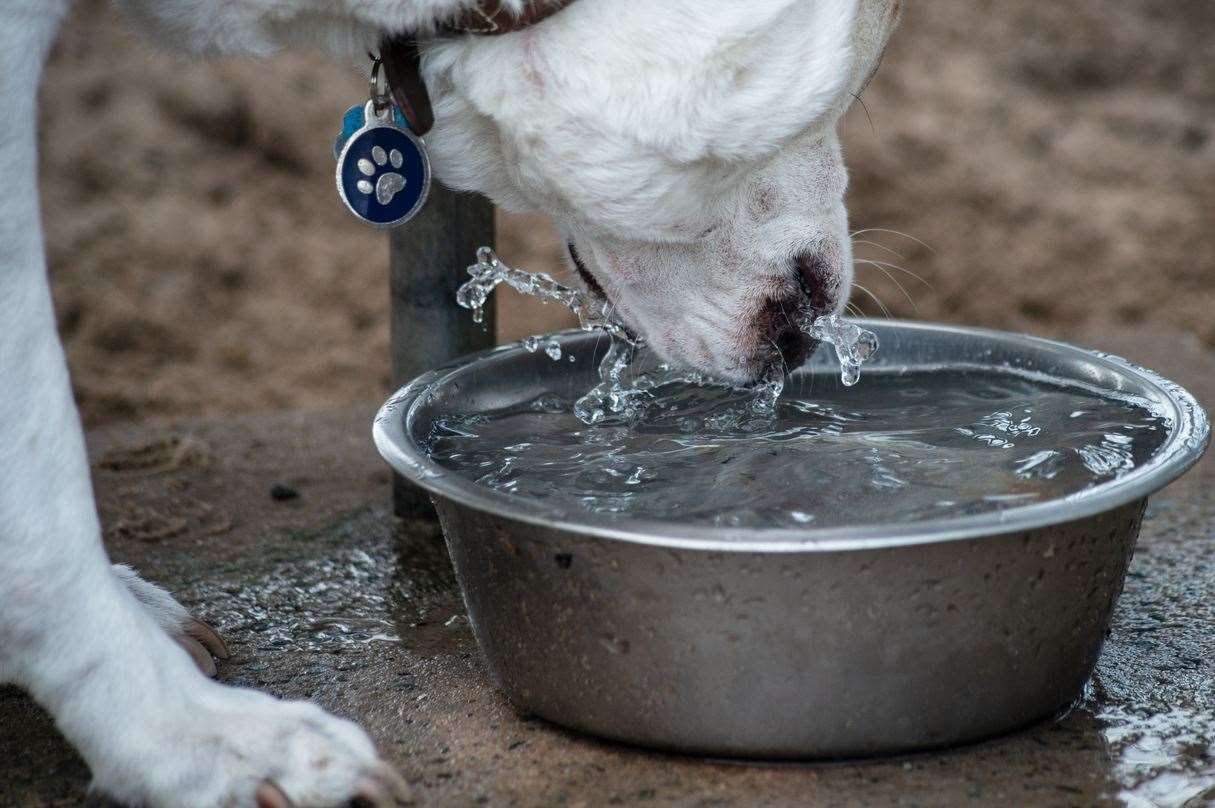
[41,0,1214,427]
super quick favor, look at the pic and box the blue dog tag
[335,100,430,229]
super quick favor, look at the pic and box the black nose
[758,250,840,372]
[795,251,840,314]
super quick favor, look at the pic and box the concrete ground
[2,325,1213,807]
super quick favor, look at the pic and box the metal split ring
[368,52,391,116]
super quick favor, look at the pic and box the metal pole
[389,185,495,517]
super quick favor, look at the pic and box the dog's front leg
[0,4,408,805]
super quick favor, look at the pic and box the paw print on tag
[336,101,430,228]
[356,146,407,205]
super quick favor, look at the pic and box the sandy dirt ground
[39,0,1214,426]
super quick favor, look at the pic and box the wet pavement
[1,325,1213,807]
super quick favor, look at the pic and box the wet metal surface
[0,326,1212,806]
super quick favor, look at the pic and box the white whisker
[851,282,893,319]
[776,297,797,332]
[855,258,933,289]
[767,336,790,378]
[850,227,935,253]
[856,260,918,313]
[851,238,906,261]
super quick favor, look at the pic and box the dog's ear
[681,0,863,160]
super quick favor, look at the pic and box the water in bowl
[442,248,1169,529]
[424,367,1169,529]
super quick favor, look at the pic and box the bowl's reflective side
[435,495,1146,758]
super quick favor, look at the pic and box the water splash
[456,248,878,423]
[522,335,564,361]
[456,247,634,341]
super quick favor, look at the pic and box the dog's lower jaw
[0,6,406,805]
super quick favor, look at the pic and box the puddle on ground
[1096,705,1215,806]
[1085,494,1215,806]
[182,510,467,657]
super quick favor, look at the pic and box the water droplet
[800,313,880,387]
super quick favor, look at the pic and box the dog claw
[251,769,410,808]
[365,765,415,806]
[256,781,294,808]
[354,780,391,807]
[347,765,413,807]
[176,634,218,678]
[184,616,230,659]
[112,564,230,671]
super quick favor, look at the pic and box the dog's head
[121,0,897,382]
[426,0,900,383]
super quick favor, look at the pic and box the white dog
[0,0,898,804]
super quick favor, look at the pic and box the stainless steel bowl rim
[374,319,1209,553]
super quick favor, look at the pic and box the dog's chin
[634,323,824,387]
[581,278,837,386]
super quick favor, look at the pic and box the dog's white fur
[0,1,896,804]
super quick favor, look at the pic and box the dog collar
[336,2,575,228]
[379,0,578,136]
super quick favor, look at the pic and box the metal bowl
[374,321,1208,758]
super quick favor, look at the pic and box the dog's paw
[112,563,229,676]
[90,686,412,807]
[355,146,406,205]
